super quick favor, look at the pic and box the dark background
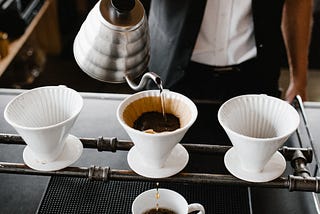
[0,0,319,92]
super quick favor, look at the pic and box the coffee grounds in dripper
[133,111,180,133]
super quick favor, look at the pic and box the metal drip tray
[37,178,250,214]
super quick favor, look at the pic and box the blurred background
[0,0,319,100]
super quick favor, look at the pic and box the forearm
[281,0,313,85]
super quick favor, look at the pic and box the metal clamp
[97,136,117,152]
[88,165,110,182]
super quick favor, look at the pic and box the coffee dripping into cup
[73,0,160,90]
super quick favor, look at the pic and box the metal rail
[0,162,319,192]
[0,132,318,192]
[0,133,313,161]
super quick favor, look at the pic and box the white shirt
[191,0,257,66]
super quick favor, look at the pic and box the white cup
[218,94,300,172]
[4,86,83,164]
[132,188,205,214]
[117,90,198,168]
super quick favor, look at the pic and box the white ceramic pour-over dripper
[218,94,300,174]
[132,188,205,214]
[117,90,198,169]
[4,86,83,165]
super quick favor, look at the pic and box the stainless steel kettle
[73,0,160,90]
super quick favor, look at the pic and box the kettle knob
[100,0,144,28]
[111,0,135,13]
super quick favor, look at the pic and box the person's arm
[281,0,313,102]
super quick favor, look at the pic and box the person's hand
[285,79,307,103]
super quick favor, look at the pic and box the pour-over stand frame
[1,93,320,213]
[0,96,319,193]
[0,135,317,191]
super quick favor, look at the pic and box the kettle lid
[100,0,145,31]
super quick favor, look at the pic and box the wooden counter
[0,0,61,77]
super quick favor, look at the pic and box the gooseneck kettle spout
[125,72,162,91]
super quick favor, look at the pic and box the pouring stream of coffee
[156,77,167,122]
[156,182,160,211]
[131,73,181,133]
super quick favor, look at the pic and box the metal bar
[293,95,320,168]
[0,133,313,161]
[0,133,25,145]
[1,161,319,192]
[290,149,312,178]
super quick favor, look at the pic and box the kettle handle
[125,72,162,91]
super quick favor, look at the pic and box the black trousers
[170,58,281,102]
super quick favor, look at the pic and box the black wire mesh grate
[37,176,250,214]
